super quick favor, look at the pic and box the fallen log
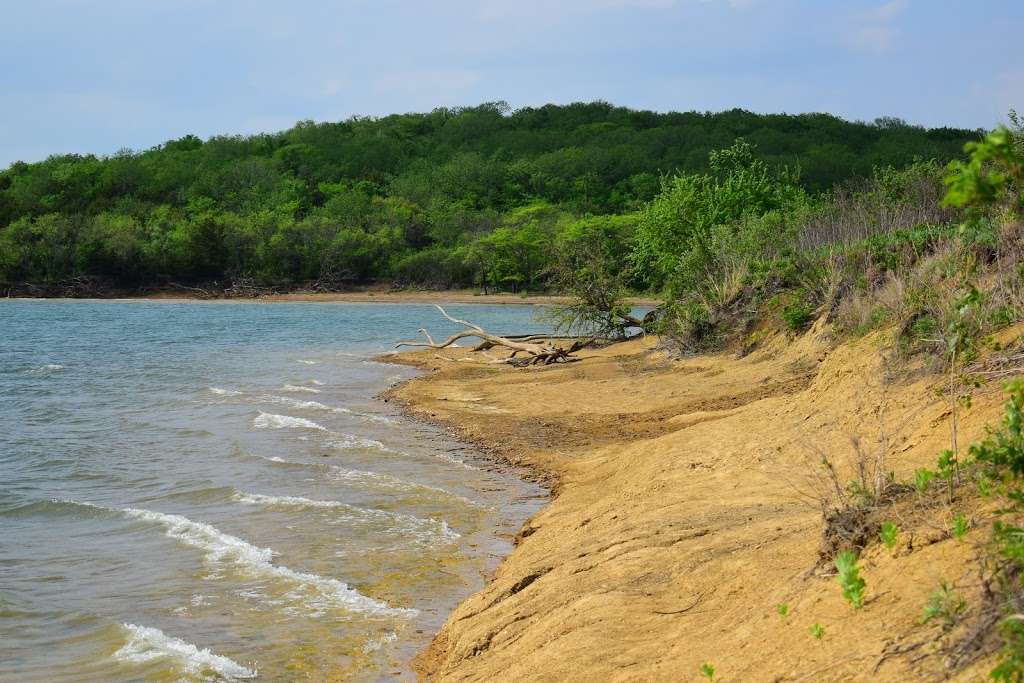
[395,305,587,366]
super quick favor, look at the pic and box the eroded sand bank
[384,325,1016,681]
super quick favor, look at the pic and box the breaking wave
[232,492,459,544]
[114,623,257,681]
[266,395,395,425]
[252,412,326,431]
[280,384,321,394]
[122,506,414,617]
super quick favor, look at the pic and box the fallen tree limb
[396,305,586,366]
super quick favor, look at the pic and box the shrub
[631,139,804,294]
[964,381,1024,679]
[781,296,815,332]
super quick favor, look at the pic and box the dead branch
[395,305,583,366]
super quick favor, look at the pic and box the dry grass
[798,168,958,252]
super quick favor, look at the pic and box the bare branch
[394,307,582,366]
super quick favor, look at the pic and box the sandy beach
[381,325,1018,681]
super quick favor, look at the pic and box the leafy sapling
[914,468,935,494]
[921,583,965,631]
[937,449,958,502]
[810,623,825,640]
[699,662,716,680]
[952,514,970,540]
[880,522,899,551]
[777,603,789,617]
[835,550,866,609]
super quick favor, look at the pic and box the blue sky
[1,0,1021,166]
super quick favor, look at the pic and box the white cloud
[873,0,909,21]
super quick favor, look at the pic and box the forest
[0,101,982,295]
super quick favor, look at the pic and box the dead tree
[395,305,586,366]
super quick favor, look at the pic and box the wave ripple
[122,506,415,618]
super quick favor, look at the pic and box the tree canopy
[0,101,981,291]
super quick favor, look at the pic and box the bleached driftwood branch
[395,305,586,366]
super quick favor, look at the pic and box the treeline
[0,101,981,292]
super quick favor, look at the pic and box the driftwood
[396,305,587,366]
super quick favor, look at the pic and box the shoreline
[378,352,559,489]
[380,333,1007,681]
[2,288,659,307]
[376,351,554,680]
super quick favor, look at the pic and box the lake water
[0,300,549,682]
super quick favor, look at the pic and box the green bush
[781,296,815,332]
[966,381,1024,679]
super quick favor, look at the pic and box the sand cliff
[384,325,1016,681]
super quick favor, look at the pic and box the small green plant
[914,467,935,493]
[936,448,960,503]
[810,622,825,639]
[835,550,866,609]
[937,448,958,481]
[777,603,789,617]
[880,522,899,551]
[951,514,970,540]
[699,662,716,680]
[992,619,1024,682]
[781,297,814,332]
[921,582,966,631]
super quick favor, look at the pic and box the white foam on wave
[266,395,395,425]
[253,412,326,431]
[232,451,483,508]
[234,491,352,510]
[28,363,65,374]
[329,467,477,509]
[232,492,459,544]
[114,623,257,681]
[268,396,333,411]
[281,384,321,394]
[208,387,242,397]
[325,433,391,452]
[122,507,413,617]
[296,359,317,365]
[432,451,479,470]
[310,379,324,386]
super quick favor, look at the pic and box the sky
[1,0,1022,167]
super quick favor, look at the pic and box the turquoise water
[0,300,549,682]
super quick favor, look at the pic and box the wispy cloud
[873,0,910,21]
[845,0,910,55]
